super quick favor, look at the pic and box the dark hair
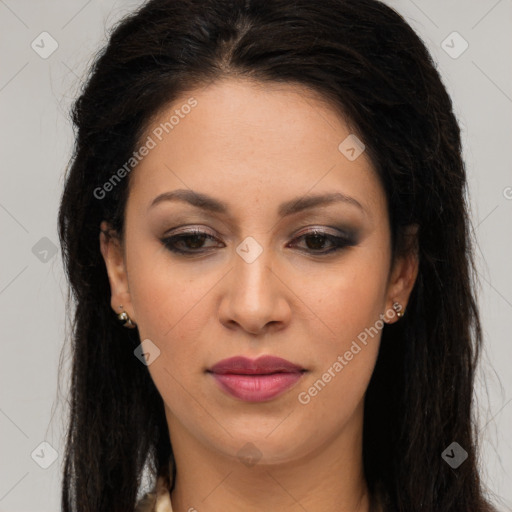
[57,0,496,510]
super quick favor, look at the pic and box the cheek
[296,249,389,410]
[295,293,384,436]
[315,251,389,341]
[126,239,207,340]
[127,258,212,417]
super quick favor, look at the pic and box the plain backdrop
[0,1,511,510]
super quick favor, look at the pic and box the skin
[100,77,418,512]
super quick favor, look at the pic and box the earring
[117,305,136,328]
[393,301,404,319]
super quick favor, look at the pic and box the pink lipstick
[207,355,306,402]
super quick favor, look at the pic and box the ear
[385,223,419,323]
[99,220,136,323]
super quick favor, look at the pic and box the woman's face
[100,78,417,467]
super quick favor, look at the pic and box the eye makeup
[159,224,359,257]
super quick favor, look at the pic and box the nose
[217,244,291,336]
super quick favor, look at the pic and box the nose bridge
[219,234,289,333]
[233,235,275,307]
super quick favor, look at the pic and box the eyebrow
[148,188,366,217]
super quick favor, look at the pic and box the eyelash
[160,228,357,256]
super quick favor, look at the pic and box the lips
[208,355,305,375]
[207,356,306,402]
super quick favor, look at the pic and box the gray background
[0,0,511,510]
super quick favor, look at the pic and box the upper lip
[208,356,305,375]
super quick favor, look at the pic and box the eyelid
[292,225,353,239]
[160,224,359,258]
[164,224,353,241]
[164,225,218,237]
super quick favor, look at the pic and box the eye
[161,227,357,256]
[288,229,357,254]
[161,229,223,255]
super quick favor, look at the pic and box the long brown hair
[57,0,496,510]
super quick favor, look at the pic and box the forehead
[128,78,386,221]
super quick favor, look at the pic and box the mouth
[208,355,306,375]
[207,355,307,402]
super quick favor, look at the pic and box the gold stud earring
[117,305,136,328]
[393,301,404,319]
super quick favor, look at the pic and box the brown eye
[161,230,223,254]
[161,227,357,257]
[289,229,357,255]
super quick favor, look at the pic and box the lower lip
[209,372,305,402]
